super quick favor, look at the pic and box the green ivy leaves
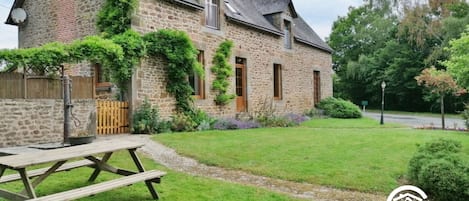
[211,40,235,105]
[144,29,203,115]
[0,37,123,77]
[110,30,145,90]
[96,0,137,36]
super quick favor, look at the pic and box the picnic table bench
[0,140,166,201]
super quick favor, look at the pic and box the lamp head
[381,81,386,89]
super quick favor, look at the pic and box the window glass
[205,0,219,29]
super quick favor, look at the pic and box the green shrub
[132,99,161,134]
[257,116,296,127]
[171,113,197,132]
[316,97,362,118]
[211,41,236,105]
[97,0,137,36]
[408,139,469,201]
[157,120,173,134]
[418,159,469,201]
[304,108,325,118]
[190,109,215,131]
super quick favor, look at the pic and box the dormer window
[284,20,292,49]
[205,0,219,29]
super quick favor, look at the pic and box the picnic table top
[0,140,144,169]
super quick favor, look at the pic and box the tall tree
[415,67,465,128]
[328,5,397,103]
[329,0,469,112]
[444,26,469,89]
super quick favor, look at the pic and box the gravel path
[97,135,386,201]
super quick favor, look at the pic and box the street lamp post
[380,81,386,125]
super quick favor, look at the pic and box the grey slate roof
[224,0,283,35]
[225,0,332,52]
[293,16,333,52]
[252,0,295,16]
[173,0,204,9]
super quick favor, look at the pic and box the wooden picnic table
[0,139,166,201]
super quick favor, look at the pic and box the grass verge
[0,151,300,201]
[154,118,469,193]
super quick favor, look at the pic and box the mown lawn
[0,151,299,201]
[153,118,469,194]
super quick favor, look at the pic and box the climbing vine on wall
[1,0,203,116]
[0,36,124,76]
[96,0,141,95]
[109,30,146,91]
[96,0,202,115]
[144,29,203,115]
[211,40,236,105]
[96,0,137,37]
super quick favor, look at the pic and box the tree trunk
[441,95,445,129]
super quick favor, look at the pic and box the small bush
[257,116,295,127]
[131,99,161,134]
[408,139,469,201]
[284,113,310,125]
[213,118,260,130]
[304,108,324,118]
[316,97,362,118]
[197,120,211,131]
[190,109,215,131]
[157,120,172,133]
[418,159,469,201]
[171,113,197,132]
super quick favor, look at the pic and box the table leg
[18,168,36,199]
[88,152,113,182]
[31,160,67,189]
[0,167,5,180]
[129,149,159,199]
[128,149,145,172]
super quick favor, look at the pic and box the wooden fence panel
[97,101,129,135]
[0,73,24,98]
[71,76,94,99]
[27,78,62,99]
[0,73,94,99]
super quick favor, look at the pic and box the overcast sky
[0,0,365,49]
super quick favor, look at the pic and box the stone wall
[0,99,96,148]
[19,0,105,48]
[17,0,333,118]
[132,0,333,117]
[18,0,105,80]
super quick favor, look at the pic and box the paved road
[363,112,466,129]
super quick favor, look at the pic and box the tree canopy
[329,0,469,112]
[444,26,469,89]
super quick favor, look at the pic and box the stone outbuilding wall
[0,99,96,148]
[12,0,333,118]
[131,0,333,117]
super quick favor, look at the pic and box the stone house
[6,0,333,118]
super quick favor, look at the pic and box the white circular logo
[387,185,428,201]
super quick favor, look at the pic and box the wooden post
[64,76,72,144]
[23,67,27,99]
